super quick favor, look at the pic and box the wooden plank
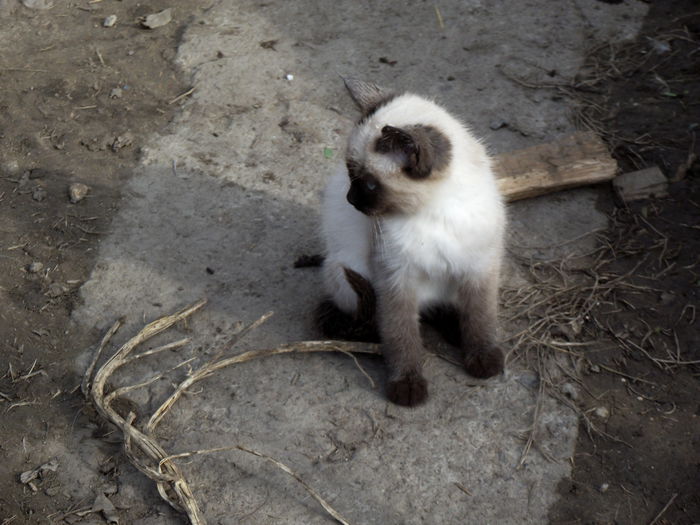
[493,131,618,202]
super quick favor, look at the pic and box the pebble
[22,0,54,9]
[103,481,118,495]
[18,171,30,189]
[27,261,44,273]
[285,73,294,81]
[68,182,90,203]
[45,486,60,497]
[561,382,578,400]
[111,133,133,152]
[599,482,609,493]
[594,406,609,419]
[109,87,123,99]
[1,159,20,176]
[647,37,671,54]
[589,364,601,373]
[103,15,117,28]
[659,291,675,305]
[141,8,172,29]
[32,187,47,202]
[47,283,67,298]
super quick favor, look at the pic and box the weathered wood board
[494,131,618,202]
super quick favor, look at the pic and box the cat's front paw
[386,371,428,407]
[464,344,504,379]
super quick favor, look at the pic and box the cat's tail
[315,267,380,343]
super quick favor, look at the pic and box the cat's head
[342,78,453,217]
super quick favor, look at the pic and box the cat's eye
[366,180,377,191]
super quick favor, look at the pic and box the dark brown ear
[375,125,451,179]
[343,77,395,116]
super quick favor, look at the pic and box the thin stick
[0,67,48,73]
[122,338,191,365]
[517,349,546,469]
[338,350,376,389]
[454,482,472,496]
[595,363,656,386]
[147,340,379,434]
[648,493,677,525]
[81,317,124,397]
[434,5,444,29]
[162,446,353,525]
[168,87,195,105]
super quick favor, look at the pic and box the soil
[549,1,700,524]
[0,1,698,524]
[0,1,191,522]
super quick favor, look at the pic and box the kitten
[318,78,506,407]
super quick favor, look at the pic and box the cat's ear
[376,125,451,179]
[342,77,395,116]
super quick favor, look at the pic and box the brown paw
[464,345,504,379]
[386,372,428,407]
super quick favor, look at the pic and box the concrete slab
[72,1,646,523]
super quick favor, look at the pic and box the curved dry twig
[86,298,379,525]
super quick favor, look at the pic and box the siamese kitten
[318,78,506,407]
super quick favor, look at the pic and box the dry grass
[83,299,380,525]
[504,204,698,459]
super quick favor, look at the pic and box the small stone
[109,87,123,99]
[45,486,59,497]
[47,283,67,298]
[141,8,172,29]
[103,15,117,28]
[561,382,578,400]
[598,482,609,493]
[18,171,30,189]
[659,291,675,305]
[68,182,90,203]
[22,0,54,9]
[594,406,609,419]
[613,166,668,203]
[589,364,601,373]
[285,73,294,81]
[111,133,133,152]
[2,159,20,176]
[93,493,119,524]
[646,37,671,54]
[103,481,118,495]
[32,187,47,202]
[27,261,44,273]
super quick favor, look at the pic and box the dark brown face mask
[345,161,383,215]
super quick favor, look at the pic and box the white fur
[322,94,505,313]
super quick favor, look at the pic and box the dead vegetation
[83,298,382,525]
[503,200,698,463]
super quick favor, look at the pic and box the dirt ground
[0,1,698,524]
[0,1,190,521]
[548,1,700,523]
